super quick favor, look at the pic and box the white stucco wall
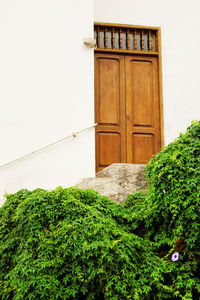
[1,0,200,206]
[0,0,95,205]
[94,0,200,146]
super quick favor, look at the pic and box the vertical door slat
[148,31,152,50]
[112,28,115,49]
[97,27,100,48]
[134,29,137,50]
[119,29,122,49]
[127,29,130,50]
[105,27,108,48]
[142,30,144,50]
[155,31,158,52]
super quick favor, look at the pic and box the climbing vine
[0,121,200,299]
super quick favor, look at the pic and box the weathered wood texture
[95,53,161,172]
[94,23,158,54]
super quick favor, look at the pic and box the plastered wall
[1,0,200,206]
[0,0,95,205]
[94,0,200,145]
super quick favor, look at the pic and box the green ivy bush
[0,188,163,299]
[0,120,200,299]
[127,120,200,299]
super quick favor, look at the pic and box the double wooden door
[95,52,161,172]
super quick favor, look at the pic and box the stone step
[76,163,147,203]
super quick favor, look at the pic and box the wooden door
[95,53,161,172]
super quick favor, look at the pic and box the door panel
[132,133,155,163]
[98,132,121,167]
[95,53,126,172]
[125,55,160,164]
[98,59,120,125]
[131,60,153,127]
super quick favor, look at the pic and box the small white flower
[163,189,166,194]
[172,252,179,262]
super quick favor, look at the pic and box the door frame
[94,22,164,149]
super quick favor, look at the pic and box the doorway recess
[94,22,164,172]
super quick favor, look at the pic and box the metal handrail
[0,123,97,169]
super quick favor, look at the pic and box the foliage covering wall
[0,121,200,299]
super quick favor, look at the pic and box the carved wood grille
[94,23,158,54]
